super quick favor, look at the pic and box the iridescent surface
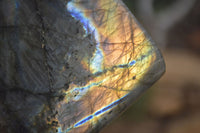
[56,0,165,132]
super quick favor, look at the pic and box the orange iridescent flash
[56,0,165,133]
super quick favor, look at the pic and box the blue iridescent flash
[67,2,104,73]
[72,93,128,129]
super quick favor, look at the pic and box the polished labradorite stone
[0,0,165,133]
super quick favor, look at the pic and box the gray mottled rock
[0,0,94,132]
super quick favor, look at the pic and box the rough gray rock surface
[0,0,95,132]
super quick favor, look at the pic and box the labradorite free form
[0,0,165,133]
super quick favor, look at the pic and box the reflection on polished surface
[56,0,165,132]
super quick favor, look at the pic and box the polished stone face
[0,0,165,133]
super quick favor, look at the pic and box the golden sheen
[56,0,165,132]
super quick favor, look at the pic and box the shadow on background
[101,0,200,133]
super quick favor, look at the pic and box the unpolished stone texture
[0,0,95,132]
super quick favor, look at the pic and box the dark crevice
[34,0,53,93]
